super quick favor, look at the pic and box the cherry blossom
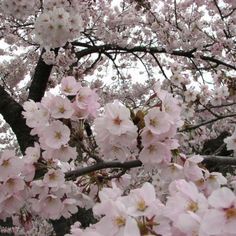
[201,187,236,235]
[61,76,81,96]
[43,169,65,189]
[48,95,74,119]
[42,120,70,149]
[144,108,171,135]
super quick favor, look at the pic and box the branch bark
[65,159,142,180]
[0,85,35,154]
[65,155,236,180]
[28,49,57,102]
[179,113,236,132]
[202,155,236,165]
[72,42,236,71]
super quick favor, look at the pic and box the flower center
[137,199,147,211]
[6,178,15,186]
[147,145,156,153]
[225,207,236,220]
[113,116,122,125]
[54,131,62,140]
[58,106,65,114]
[149,118,158,127]
[49,173,56,181]
[187,201,198,213]
[64,87,72,93]
[2,159,10,167]
[114,216,126,227]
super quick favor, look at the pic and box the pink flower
[22,100,49,128]
[67,222,103,236]
[43,169,65,188]
[61,198,78,218]
[22,163,36,182]
[61,76,81,95]
[49,96,74,119]
[39,194,63,219]
[141,128,160,146]
[4,177,25,194]
[93,183,122,216]
[127,182,158,217]
[165,180,208,233]
[201,187,236,235]
[43,120,70,149]
[183,155,204,182]
[24,142,41,164]
[75,86,100,118]
[71,101,90,119]
[184,88,198,103]
[1,193,24,215]
[160,163,184,182]
[96,100,136,136]
[94,101,138,161]
[203,171,227,196]
[0,150,22,181]
[101,145,130,162]
[161,92,183,126]
[144,108,171,135]
[95,201,140,236]
[43,145,77,162]
[30,180,49,199]
[139,141,171,165]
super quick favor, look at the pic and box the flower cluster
[0,150,25,219]
[67,175,236,236]
[23,76,99,133]
[139,85,182,166]
[94,100,138,162]
[0,0,37,19]
[0,143,79,222]
[211,86,230,106]
[34,7,83,49]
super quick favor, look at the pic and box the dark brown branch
[199,102,221,118]
[150,53,169,80]
[65,159,142,180]
[196,102,236,112]
[73,43,236,71]
[200,55,236,70]
[224,8,236,18]
[65,154,236,180]
[131,52,152,77]
[179,113,236,132]
[28,49,57,102]
[202,155,236,166]
[0,85,35,153]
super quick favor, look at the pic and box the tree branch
[72,42,236,71]
[196,102,236,112]
[179,113,236,132]
[202,155,236,166]
[65,154,236,180]
[0,85,35,154]
[65,159,142,180]
[28,49,57,102]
